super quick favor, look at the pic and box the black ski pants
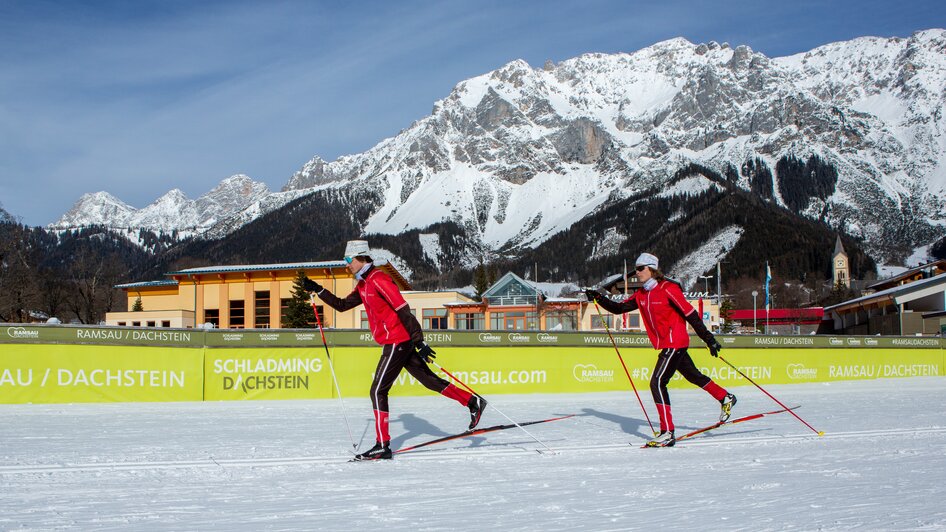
[650,347,711,406]
[370,341,450,412]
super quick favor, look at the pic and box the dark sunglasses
[635,265,648,272]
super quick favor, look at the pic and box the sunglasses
[344,257,353,264]
[635,265,649,272]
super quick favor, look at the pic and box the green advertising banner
[318,345,945,398]
[0,326,942,404]
[0,344,204,404]
[203,348,335,401]
[0,324,205,347]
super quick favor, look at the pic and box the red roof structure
[729,308,824,325]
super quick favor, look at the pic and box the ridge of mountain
[53,29,946,275]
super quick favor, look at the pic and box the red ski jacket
[597,280,709,350]
[315,266,420,346]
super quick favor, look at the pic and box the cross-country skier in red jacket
[586,252,735,447]
[305,240,487,460]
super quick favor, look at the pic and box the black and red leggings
[650,347,727,433]
[369,341,471,443]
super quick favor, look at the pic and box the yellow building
[107,261,473,330]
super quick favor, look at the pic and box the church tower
[832,236,850,288]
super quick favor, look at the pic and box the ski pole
[310,295,357,451]
[718,355,824,436]
[429,359,558,455]
[593,301,657,436]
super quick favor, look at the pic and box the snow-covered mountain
[53,30,946,266]
[282,29,946,264]
[49,175,295,243]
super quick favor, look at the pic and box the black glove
[416,342,437,363]
[584,288,602,302]
[302,277,323,293]
[707,337,722,358]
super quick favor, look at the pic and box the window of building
[484,276,539,307]
[146,321,155,327]
[204,309,220,328]
[311,305,324,327]
[229,300,245,329]
[117,321,126,326]
[132,321,140,327]
[590,314,613,330]
[454,312,485,330]
[490,311,538,330]
[280,298,290,326]
[161,321,170,328]
[255,290,270,328]
[423,308,448,330]
[545,310,577,331]
[360,310,369,329]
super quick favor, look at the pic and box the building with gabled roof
[823,271,946,335]
[106,260,429,329]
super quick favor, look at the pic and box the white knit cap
[635,252,659,270]
[343,240,370,258]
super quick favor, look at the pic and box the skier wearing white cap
[303,240,487,460]
[586,252,735,447]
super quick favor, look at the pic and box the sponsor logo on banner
[755,337,815,346]
[214,357,323,394]
[721,337,736,344]
[864,338,879,346]
[573,364,614,383]
[359,333,373,342]
[508,333,530,343]
[295,333,316,341]
[222,333,244,342]
[786,363,818,380]
[846,338,861,346]
[7,327,39,339]
[259,333,280,342]
[536,333,559,343]
[829,337,843,346]
[478,333,501,343]
[891,338,939,347]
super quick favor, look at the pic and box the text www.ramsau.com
[394,370,547,386]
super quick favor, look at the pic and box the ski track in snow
[1,378,945,530]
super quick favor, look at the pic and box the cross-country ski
[349,414,576,461]
[639,406,801,448]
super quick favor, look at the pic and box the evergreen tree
[132,296,143,312]
[283,271,316,328]
[473,263,489,299]
[719,298,735,333]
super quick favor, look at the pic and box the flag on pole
[764,262,772,310]
[622,260,628,330]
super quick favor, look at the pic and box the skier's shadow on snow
[579,408,654,438]
[390,413,487,449]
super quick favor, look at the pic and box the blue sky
[1,0,943,226]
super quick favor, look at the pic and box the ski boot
[352,441,392,461]
[468,395,488,430]
[719,393,737,422]
[646,431,675,447]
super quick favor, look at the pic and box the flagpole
[622,259,628,330]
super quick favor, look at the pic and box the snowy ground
[2,378,945,531]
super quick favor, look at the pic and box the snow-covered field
[2,378,945,531]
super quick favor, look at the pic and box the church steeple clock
[833,236,850,288]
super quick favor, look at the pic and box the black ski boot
[353,441,392,461]
[467,395,487,430]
